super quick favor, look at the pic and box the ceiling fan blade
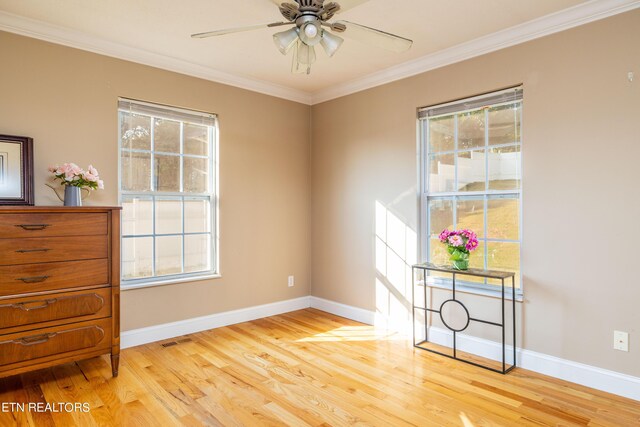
[331,0,370,14]
[271,0,368,13]
[191,22,293,38]
[335,20,412,52]
[271,0,298,7]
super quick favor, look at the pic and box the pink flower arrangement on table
[48,163,104,190]
[439,229,479,251]
[438,228,479,270]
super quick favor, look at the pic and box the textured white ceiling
[0,0,591,95]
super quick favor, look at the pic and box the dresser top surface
[0,206,121,213]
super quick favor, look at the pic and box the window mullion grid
[123,231,209,239]
[422,141,518,156]
[152,194,157,277]
[424,119,430,263]
[452,114,458,229]
[422,100,522,293]
[150,117,157,278]
[452,196,457,231]
[120,148,153,155]
[483,194,489,274]
[182,195,186,275]
[428,191,518,200]
[483,107,490,283]
[120,106,217,285]
[141,151,207,158]
[121,190,210,198]
[209,125,215,193]
[179,122,184,193]
[426,195,431,263]
[453,114,458,195]
[422,120,426,199]
[150,116,156,192]
[209,125,216,272]
[425,189,520,198]
[180,122,185,275]
[518,102,524,292]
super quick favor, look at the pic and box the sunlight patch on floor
[459,412,476,427]
[296,325,405,342]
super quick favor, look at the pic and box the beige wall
[0,31,311,331]
[1,9,639,379]
[311,10,640,377]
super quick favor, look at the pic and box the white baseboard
[309,296,640,402]
[121,296,311,349]
[308,296,376,325]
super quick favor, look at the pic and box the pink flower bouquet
[48,163,104,190]
[438,229,479,270]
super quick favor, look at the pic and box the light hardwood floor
[1,308,638,426]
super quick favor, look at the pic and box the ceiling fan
[191,0,413,74]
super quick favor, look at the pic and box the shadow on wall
[374,200,417,333]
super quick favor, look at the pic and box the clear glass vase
[448,248,470,270]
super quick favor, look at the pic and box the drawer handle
[15,249,50,253]
[16,333,57,346]
[12,298,57,311]
[15,224,51,231]
[16,275,50,283]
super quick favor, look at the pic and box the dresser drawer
[0,318,111,367]
[0,259,109,297]
[0,288,111,332]
[0,213,107,238]
[0,235,107,266]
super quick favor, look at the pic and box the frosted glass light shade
[273,27,299,55]
[320,31,344,57]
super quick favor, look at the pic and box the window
[419,87,523,292]
[118,99,218,288]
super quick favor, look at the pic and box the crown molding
[0,10,313,105]
[1,0,638,106]
[310,0,640,104]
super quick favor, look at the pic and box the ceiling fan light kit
[273,27,299,54]
[319,31,344,57]
[192,0,413,74]
[301,21,319,40]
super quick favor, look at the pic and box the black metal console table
[412,262,516,374]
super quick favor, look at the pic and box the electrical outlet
[614,330,629,352]
[288,275,294,287]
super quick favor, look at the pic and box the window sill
[121,273,221,291]
[418,278,524,302]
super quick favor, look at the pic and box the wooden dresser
[0,206,121,378]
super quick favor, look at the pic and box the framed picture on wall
[0,134,34,205]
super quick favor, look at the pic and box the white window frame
[418,87,523,298]
[118,98,220,290]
